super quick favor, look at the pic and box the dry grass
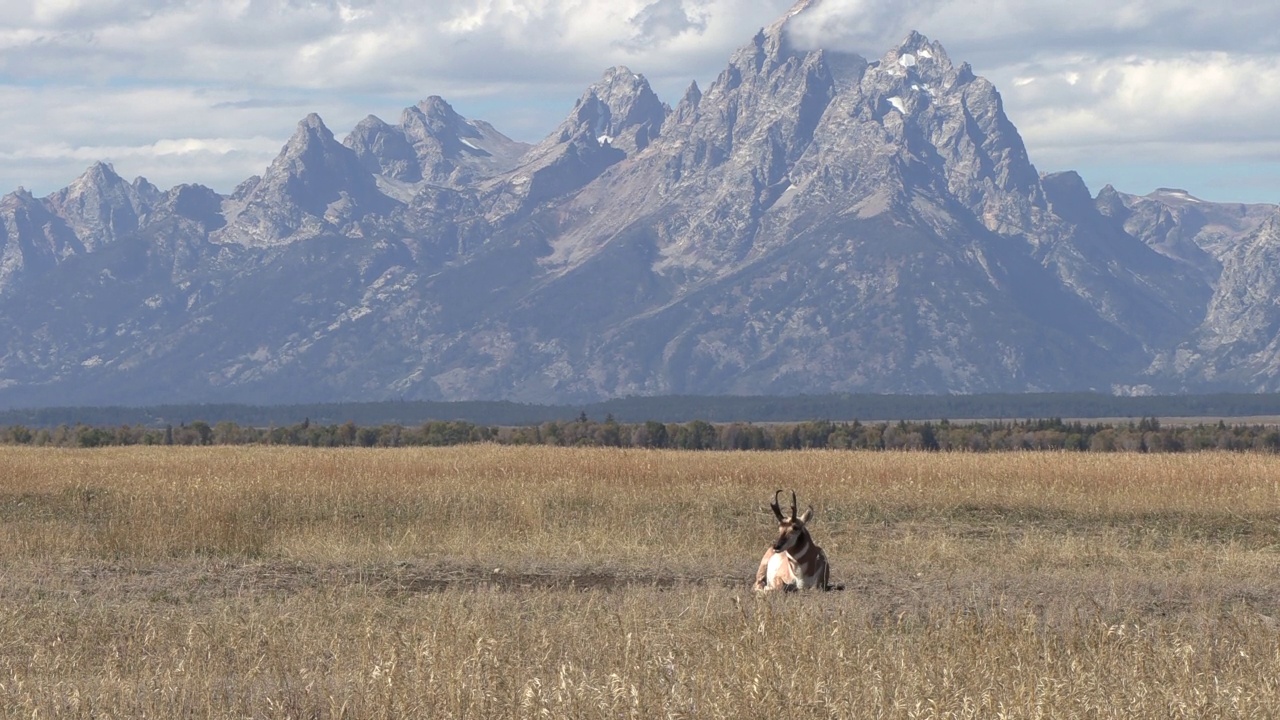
[2,446,1280,717]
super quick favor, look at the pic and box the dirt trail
[0,559,753,603]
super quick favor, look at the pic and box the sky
[2,0,1280,204]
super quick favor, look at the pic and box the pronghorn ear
[800,506,814,523]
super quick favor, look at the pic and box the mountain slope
[1156,211,1280,390]
[435,13,1210,399]
[0,1,1276,407]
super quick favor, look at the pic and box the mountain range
[2,2,1278,408]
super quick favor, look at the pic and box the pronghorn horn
[771,489,784,521]
[790,491,798,521]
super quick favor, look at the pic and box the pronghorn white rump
[754,489,834,592]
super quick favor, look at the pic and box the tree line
[7,392,1280,428]
[4,415,1280,452]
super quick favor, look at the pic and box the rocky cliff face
[1094,186,1279,390]
[345,96,530,191]
[214,114,400,247]
[1099,185,1275,284]
[1152,211,1280,389]
[0,1,1277,407]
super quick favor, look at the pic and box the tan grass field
[2,445,1279,718]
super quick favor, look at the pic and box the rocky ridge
[1,1,1278,406]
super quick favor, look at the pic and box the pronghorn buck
[754,490,835,592]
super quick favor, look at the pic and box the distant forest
[3,415,1280,453]
[5,392,1280,429]
[3,393,1280,452]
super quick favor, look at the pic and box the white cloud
[0,83,308,192]
[1,0,1279,202]
[994,53,1280,157]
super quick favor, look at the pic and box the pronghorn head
[769,489,815,553]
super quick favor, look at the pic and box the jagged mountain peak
[597,65,644,87]
[415,95,456,118]
[768,0,821,37]
[0,187,36,206]
[404,96,474,139]
[41,160,152,252]
[162,183,227,230]
[707,3,870,108]
[344,96,529,190]
[865,32,964,97]
[1094,183,1129,218]
[7,7,1280,405]
[279,113,341,160]
[1041,170,1094,213]
[491,65,671,212]
[214,111,392,246]
[352,113,394,134]
[571,65,668,154]
[729,12,801,76]
[652,12,1028,238]
[56,162,139,206]
[406,95,521,151]
[345,114,420,182]
[0,184,82,292]
[258,111,362,188]
[133,176,161,200]
[259,111,377,195]
[881,31,954,76]
[76,160,122,182]
[832,29,1041,232]
[741,0,872,85]
[672,80,703,124]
